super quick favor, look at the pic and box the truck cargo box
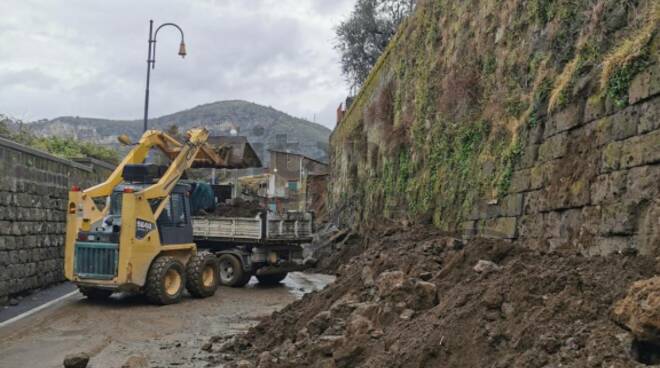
[192,211,313,243]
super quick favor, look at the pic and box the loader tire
[218,254,251,287]
[79,287,113,300]
[256,273,288,285]
[186,252,219,298]
[145,256,185,305]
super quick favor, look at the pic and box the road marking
[0,290,79,329]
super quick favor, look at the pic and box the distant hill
[28,100,331,163]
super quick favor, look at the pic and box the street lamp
[143,20,187,133]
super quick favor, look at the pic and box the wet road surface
[0,272,335,368]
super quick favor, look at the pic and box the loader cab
[109,164,194,245]
[154,185,192,245]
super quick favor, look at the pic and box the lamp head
[117,134,133,146]
[178,42,187,58]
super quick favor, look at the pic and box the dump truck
[65,128,312,304]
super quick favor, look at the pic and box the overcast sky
[0,0,355,128]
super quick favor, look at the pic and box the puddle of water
[282,272,336,298]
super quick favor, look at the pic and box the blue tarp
[190,182,216,215]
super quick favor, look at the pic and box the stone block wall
[328,0,658,259]
[0,138,114,304]
[462,70,659,256]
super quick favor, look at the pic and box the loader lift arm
[72,128,237,229]
[85,128,226,199]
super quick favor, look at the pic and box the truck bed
[192,212,313,243]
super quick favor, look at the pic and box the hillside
[28,100,331,163]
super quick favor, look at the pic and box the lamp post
[143,20,187,133]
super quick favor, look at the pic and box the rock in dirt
[400,308,415,320]
[473,260,502,274]
[449,237,464,250]
[412,280,438,310]
[612,276,660,344]
[375,271,406,297]
[237,359,254,368]
[121,355,148,368]
[256,351,275,368]
[63,353,90,368]
[346,314,373,336]
[306,311,332,336]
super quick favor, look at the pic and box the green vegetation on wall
[330,0,658,230]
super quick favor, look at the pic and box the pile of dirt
[209,198,265,218]
[303,226,365,274]
[207,225,659,368]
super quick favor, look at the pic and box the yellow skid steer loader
[64,128,250,304]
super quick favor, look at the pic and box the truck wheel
[145,256,186,305]
[186,252,219,298]
[218,254,251,287]
[256,273,288,285]
[79,287,113,300]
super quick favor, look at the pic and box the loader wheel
[79,287,113,300]
[218,254,251,287]
[256,273,288,285]
[145,256,185,305]
[186,252,219,298]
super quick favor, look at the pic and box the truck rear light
[123,188,134,193]
[78,233,87,241]
[71,185,81,192]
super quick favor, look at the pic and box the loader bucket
[191,136,262,169]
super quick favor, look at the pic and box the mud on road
[0,272,335,368]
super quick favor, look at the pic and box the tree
[336,0,415,90]
[166,124,180,137]
[0,116,10,137]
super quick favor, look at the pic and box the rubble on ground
[304,225,362,273]
[612,276,660,344]
[208,225,658,367]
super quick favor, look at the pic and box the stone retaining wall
[0,137,114,305]
[462,69,659,256]
[330,40,659,258]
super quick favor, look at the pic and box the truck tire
[79,287,113,300]
[256,273,288,285]
[186,252,219,298]
[145,256,186,305]
[217,254,251,287]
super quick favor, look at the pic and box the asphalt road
[0,272,335,368]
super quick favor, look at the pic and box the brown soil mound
[210,198,265,218]
[209,225,658,368]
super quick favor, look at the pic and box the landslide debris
[210,225,658,368]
